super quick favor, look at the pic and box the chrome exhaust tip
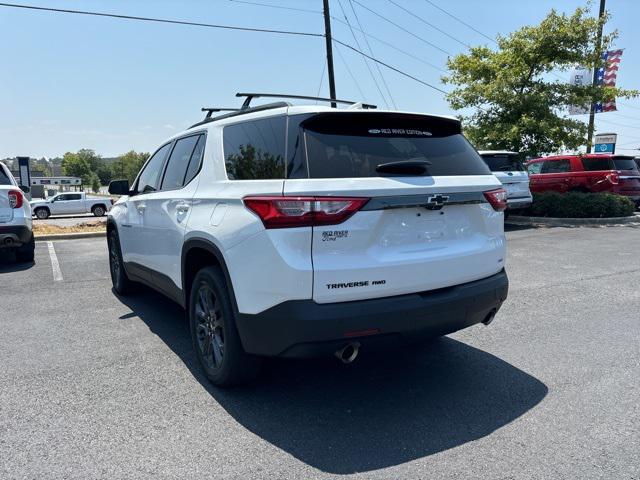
[335,341,360,364]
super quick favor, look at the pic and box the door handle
[136,204,146,214]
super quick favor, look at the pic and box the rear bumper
[0,224,32,248]
[507,196,532,209]
[236,270,509,357]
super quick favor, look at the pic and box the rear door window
[300,112,490,178]
[161,135,200,190]
[581,157,613,171]
[183,135,206,185]
[540,159,571,174]
[223,116,286,180]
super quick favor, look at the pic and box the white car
[107,94,509,386]
[478,151,533,210]
[31,192,112,219]
[0,162,34,262]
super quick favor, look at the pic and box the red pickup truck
[526,154,640,206]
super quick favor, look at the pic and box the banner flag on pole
[594,49,623,113]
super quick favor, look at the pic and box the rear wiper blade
[376,160,432,175]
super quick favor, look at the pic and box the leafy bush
[525,192,635,218]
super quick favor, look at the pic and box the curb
[35,231,106,241]
[506,215,640,227]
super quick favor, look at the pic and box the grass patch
[33,221,106,236]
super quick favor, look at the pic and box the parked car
[107,95,509,386]
[0,162,34,262]
[478,151,532,210]
[526,154,640,206]
[30,192,113,219]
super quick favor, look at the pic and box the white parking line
[47,241,63,282]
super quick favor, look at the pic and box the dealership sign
[594,133,617,154]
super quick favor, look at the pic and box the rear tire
[16,234,35,263]
[107,228,134,295]
[35,208,49,220]
[92,205,106,217]
[189,266,261,387]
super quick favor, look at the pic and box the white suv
[0,161,34,262]
[107,95,509,386]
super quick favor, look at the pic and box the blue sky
[1,0,639,158]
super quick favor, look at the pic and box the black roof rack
[236,92,377,110]
[201,107,240,119]
[189,92,376,130]
[189,101,291,129]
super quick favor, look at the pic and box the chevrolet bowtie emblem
[425,194,450,210]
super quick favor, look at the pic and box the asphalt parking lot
[1,226,639,479]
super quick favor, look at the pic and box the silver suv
[0,161,34,262]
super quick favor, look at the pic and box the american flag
[594,49,623,113]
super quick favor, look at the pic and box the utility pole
[586,0,606,153]
[322,0,337,107]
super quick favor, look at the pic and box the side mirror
[108,179,131,195]
[19,185,30,194]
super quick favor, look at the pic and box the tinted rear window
[300,112,490,178]
[480,153,525,172]
[223,116,286,180]
[613,157,638,171]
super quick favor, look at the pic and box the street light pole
[322,0,337,108]
[586,0,606,154]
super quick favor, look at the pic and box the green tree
[443,5,638,158]
[61,151,93,186]
[112,151,149,184]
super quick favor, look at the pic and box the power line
[617,101,640,111]
[218,0,448,73]
[334,43,368,102]
[226,0,321,14]
[336,0,390,108]
[315,61,326,100]
[0,2,323,37]
[333,38,449,95]
[350,0,453,56]
[386,0,471,49]
[596,118,640,131]
[347,0,397,109]
[330,15,447,73]
[422,0,496,44]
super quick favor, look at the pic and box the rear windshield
[613,157,638,171]
[0,165,14,185]
[480,153,525,172]
[299,112,490,178]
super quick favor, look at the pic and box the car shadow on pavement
[0,252,34,273]
[117,288,548,475]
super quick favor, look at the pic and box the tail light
[244,196,369,229]
[606,173,619,185]
[483,188,507,212]
[8,190,23,209]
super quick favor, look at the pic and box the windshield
[480,153,525,172]
[299,112,491,178]
[613,157,639,171]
